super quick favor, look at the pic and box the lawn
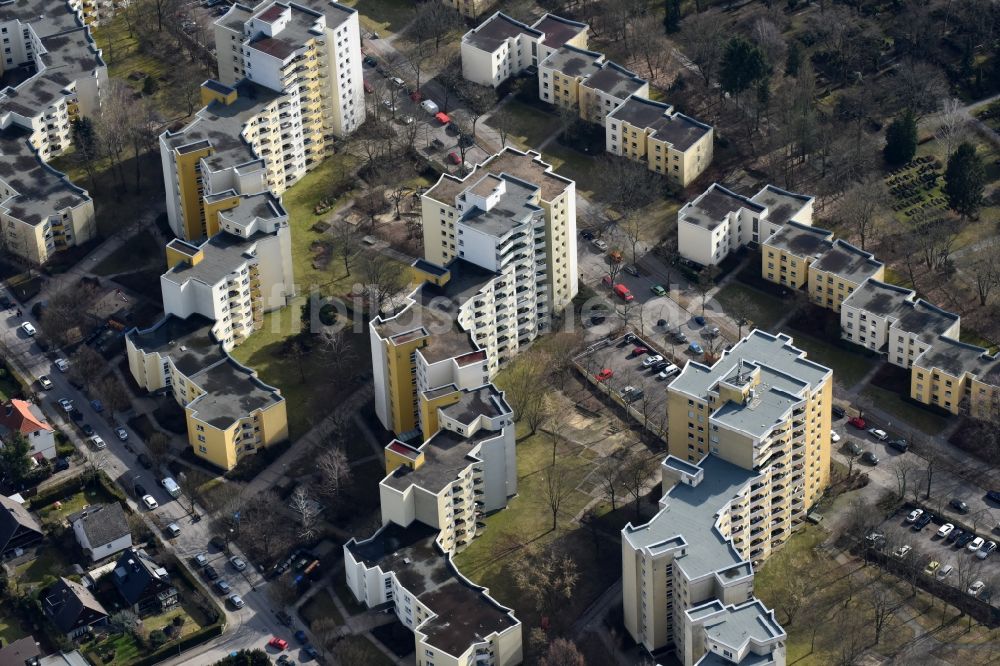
[0,609,27,644]
[300,588,345,628]
[540,142,603,198]
[335,635,394,666]
[784,330,873,390]
[712,281,788,331]
[860,385,951,436]
[341,0,415,37]
[92,231,164,277]
[35,485,116,526]
[83,632,143,666]
[0,361,25,401]
[485,100,562,151]
[14,547,77,593]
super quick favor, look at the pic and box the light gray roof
[762,221,832,258]
[436,384,511,426]
[215,192,287,229]
[810,239,883,283]
[711,385,803,438]
[38,651,90,666]
[690,599,786,653]
[840,279,914,317]
[892,299,959,342]
[582,61,646,99]
[539,45,602,78]
[162,231,267,287]
[70,503,130,548]
[381,429,479,494]
[0,127,90,225]
[679,184,764,231]
[458,175,542,237]
[914,336,1000,381]
[624,455,757,580]
[463,12,540,52]
[750,185,812,226]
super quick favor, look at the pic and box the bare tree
[362,254,409,315]
[316,445,351,501]
[680,13,727,87]
[68,346,106,392]
[542,463,575,531]
[95,374,132,418]
[539,638,586,666]
[936,97,968,158]
[406,1,463,52]
[289,486,319,541]
[968,242,1000,306]
[838,180,887,251]
[596,453,625,511]
[621,448,659,519]
[491,105,514,149]
[512,548,580,618]
[330,218,360,277]
[864,577,902,645]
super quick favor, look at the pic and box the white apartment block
[214,0,364,143]
[840,279,961,368]
[161,193,294,352]
[538,45,648,126]
[677,184,813,267]
[0,0,106,265]
[623,455,787,666]
[422,148,577,316]
[606,95,714,188]
[460,12,588,88]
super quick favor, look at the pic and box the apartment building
[126,314,288,470]
[422,147,577,316]
[760,221,834,289]
[840,279,960,367]
[677,184,813,267]
[160,195,294,350]
[911,338,1000,418]
[622,455,787,665]
[806,239,883,313]
[214,0,364,140]
[460,12,588,88]
[442,0,496,20]
[0,0,107,265]
[606,95,714,188]
[538,46,648,126]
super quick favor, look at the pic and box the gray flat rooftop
[463,12,540,52]
[247,2,317,60]
[216,2,254,31]
[811,239,882,283]
[438,384,511,426]
[0,0,80,36]
[608,95,673,128]
[750,185,812,226]
[217,192,287,228]
[347,523,518,656]
[893,299,959,342]
[0,127,89,225]
[841,279,913,317]
[582,61,646,99]
[425,148,573,204]
[422,257,499,306]
[126,314,226,378]
[624,454,757,580]
[711,384,803,438]
[162,231,270,287]
[651,113,712,151]
[915,336,1000,381]
[381,429,478,494]
[186,358,283,429]
[531,14,587,49]
[700,599,785,651]
[539,45,602,78]
[607,96,712,150]
[669,330,830,402]
[459,176,541,237]
[762,221,832,258]
[679,184,763,231]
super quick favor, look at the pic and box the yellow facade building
[538,45,648,126]
[442,0,495,20]
[760,221,834,289]
[910,337,1000,417]
[806,239,883,312]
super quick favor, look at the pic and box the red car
[614,283,634,302]
[631,346,649,356]
[848,416,866,429]
[268,638,289,651]
[595,368,613,382]
[447,151,461,165]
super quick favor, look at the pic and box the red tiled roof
[0,399,52,435]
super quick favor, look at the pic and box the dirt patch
[310,240,333,271]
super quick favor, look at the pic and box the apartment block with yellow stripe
[214,0,364,145]
[911,339,1000,418]
[606,95,714,188]
[623,330,831,663]
[760,221,833,289]
[126,314,288,470]
[538,45,648,126]
[805,239,883,313]
[0,0,108,265]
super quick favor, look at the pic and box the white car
[399,115,414,125]
[968,580,986,597]
[141,495,159,510]
[166,523,181,537]
[830,430,841,443]
[892,544,912,559]
[657,364,680,380]
[936,523,954,538]
[115,427,128,441]
[591,238,608,251]
[229,555,247,571]
[89,435,106,450]
[977,541,997,560]
[868,428,888,441]
[54,358,69,372]
[905,508,923,523]
[38,376,53,390]
[20,322,35,336]
[228,593,245,609]
[58,398,74,413]
[968,536,985,552]
[389,76,405,88]
[420,99,439,114]
[642,355,664,368]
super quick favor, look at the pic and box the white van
[161,477,181,498]
[421,99,439,115]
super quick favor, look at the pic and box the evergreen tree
[720,37,769,97]
[883,110,917,166]
[663,0,681,33]
[0,433,31,487]
[785,42,801,77]
[944,142,986,219]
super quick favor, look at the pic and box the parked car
[868,428,888,441]
[581,230,595,241]
[204,566,220,581]
[924,560,940,575]
[642,354,664,368]
[38,375,53,390]
[447,151,461,165]
[90,400,103,413]
[614,284,634,302]
[141,495,158,510]
[228,593,245,609]
[947,528,964,543]
[689,342,703,354]
[831,405,846,419]
[54,457,70,471]
[906,508,924,523]
[137,453,152,469]
[193,553,208,567]
[165,523,181,538]
[623,264,640,277]
[420,99,439,114]
[80,423,94,436]
[968,580,986,597]
[861,451,880,465]
[89,435,106,450]
[892,544,912,559]
[865,531,885,548]
[936,564,954,580]
[704,326,721,338]
[950,498,970,513]
[937,523,955,539]
[58,398,73,412]
[913,512,933,530]
[591,238,608,251]
[956,532,976,548]
[845,440,863,456]
[630,346,649,357]
[977,541,997,560]
[888,438,909,452]
[693,315,706,326]
[389,76,405,88]
[657,365,680,380]
[830,430,841,443]
[20,322,35,336]
[671,330,688,344]
[650,284,667,297]
[987,490,1000,504]
[848,416,867,429]
[294,630,308,644]
[115,427,128,441]
[214,579,231,594]
[968,536,986,552]
[268,638,289,651]
[230,555,247,571]
[363,55,377,67]
[595,368,613,382]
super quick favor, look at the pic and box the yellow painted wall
[200,83,237,107]
[384,337,427,434]
[186,410,238,470]
[385,446,424,477]
[418,390,461,436]
[258,399,289,448]
[175,146,214,240]
[202,194,240,239]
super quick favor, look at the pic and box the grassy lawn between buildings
[300,588,346,628]
[485,100,562,152]
[783,330,873,390]
[92,231,165,276]
[860,385,951,436]
[712,282,788,332]
[336,635,395,666]
[342,0,415,37]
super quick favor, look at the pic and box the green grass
[341,0,416,37]
[485,101,562,151]
[336,635,394,666]
[959,327,997,353]
[83,632,143,666]
[784,331,873,390]
[300,588,345,628]
[35,486,116,526]
[712,282,788,331]
[540,142,603,198]
[860,385,951,436]
[14,548,76,592]
[0,363,25,402]
[0,609,27,644]
[92,231,164,276]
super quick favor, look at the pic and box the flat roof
[162,231,270,287]
[679,184,763,231]
[217,191,287,228]
[750,185,812,226]
[762,220,833,258]
[459,175,541,237]
[892,299,959,342]
[841,279,914,317]
[539,45,602,79]
[711,384,803,438]
[462,12,540,52]
[346,523,518,656]
[438,384,511,426]
[810,239,883,283]
[608,95,674,127]
[425,147,573,204]
[624,454,757,580]
[651,112,712,151]
[696,599,785,651]
[914,336,1000,380]
[0,127,89,225]
[126,314,226,377]
[531,14,587,49]
[582,61,646,98]
[381,429,478,494]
